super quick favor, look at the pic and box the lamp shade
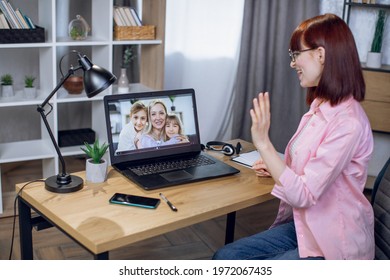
[84,64,117,98]
[77,53,117,98]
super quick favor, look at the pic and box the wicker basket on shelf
[114,25,155,40]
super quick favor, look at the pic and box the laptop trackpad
[160,170,193,182]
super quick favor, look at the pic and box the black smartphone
[109,193,160,209]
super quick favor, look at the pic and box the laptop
[103,88,240,190]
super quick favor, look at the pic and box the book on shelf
[5,0,24,28]
[114,8,125,26]
[118,6,132,26]
[15,9,29,29]
[130,7,142,26]
[113,6,142,27]
[24,14,35,29]
[0,0,18,28]
[0,0,36,29]
[0,12,10,28]
[113,7,125,26]
[123,7,137,26]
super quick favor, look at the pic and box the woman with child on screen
[213,14,374,260]
[116,101,148,153]
[138,99,189,149]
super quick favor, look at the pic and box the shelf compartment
[0,90,49,108]
[0,139,55,164]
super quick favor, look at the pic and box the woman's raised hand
[250,92,271,151]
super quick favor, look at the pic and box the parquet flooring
[0,157,279,260]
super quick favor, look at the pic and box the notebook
[103,88,240,190]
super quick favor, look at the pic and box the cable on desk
[8,179,45,260]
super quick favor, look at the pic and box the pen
[159,193,178,212]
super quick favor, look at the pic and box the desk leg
[18,198,33,260]
[95,252,109,260]
[225,211,236,244]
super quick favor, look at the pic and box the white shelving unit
[0,0,166,213]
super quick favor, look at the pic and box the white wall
[164,0,244,144]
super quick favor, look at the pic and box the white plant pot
[366,52,382,69]
[1,85,14,98]
[86,158,108,183]
[24,87,37,99]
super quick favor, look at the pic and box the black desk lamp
[38,50,117,193]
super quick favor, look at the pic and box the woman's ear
[317,47,325,65]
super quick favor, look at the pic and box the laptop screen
[104,89,202,165]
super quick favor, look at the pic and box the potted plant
[24,75,37,99]
[366,10,387,68]
[68,15,90,40]
[118,46,136,93]
[1,73,14,98]
[81,139,109,183]
[169,95,176,111]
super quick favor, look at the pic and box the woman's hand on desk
[252,159,271,177]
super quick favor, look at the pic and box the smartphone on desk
[109,193,160,209]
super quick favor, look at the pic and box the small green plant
[81,139,109,164]
[24,75,36,88]
[168,95,176,103]
[371,10,387,53]
[122,46,136,68]
[1,74,13,85]
[70,26,84,40]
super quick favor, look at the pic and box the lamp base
[45,174,84,193]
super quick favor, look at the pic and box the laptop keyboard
[129,155,215,176]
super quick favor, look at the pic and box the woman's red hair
[290,14,365,106]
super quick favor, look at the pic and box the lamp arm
[37,106,69,178]
[40,66,81,108]
[37,66,81,179]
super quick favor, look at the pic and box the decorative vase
[117,68,129,93]
[63,76,84,94]
[1,85,14,98]
[86,158,108,183]
[366,52,382,69]
[68,15,90,40]
[24,87,37,99]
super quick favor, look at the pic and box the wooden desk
[16,140,275,259]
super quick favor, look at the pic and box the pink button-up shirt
[271,97,374,260]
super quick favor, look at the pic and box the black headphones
[203,141,242,156]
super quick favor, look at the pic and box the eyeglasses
[288,48,316,62]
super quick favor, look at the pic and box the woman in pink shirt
[213,14,374,260]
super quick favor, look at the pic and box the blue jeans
[212,221,324,260]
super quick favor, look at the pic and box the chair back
[371,157,390,260]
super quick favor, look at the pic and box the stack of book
[113,6,142,27]
[0,0,36,29]
[113,6,155,40]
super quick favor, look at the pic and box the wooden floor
[0,157,279,260]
